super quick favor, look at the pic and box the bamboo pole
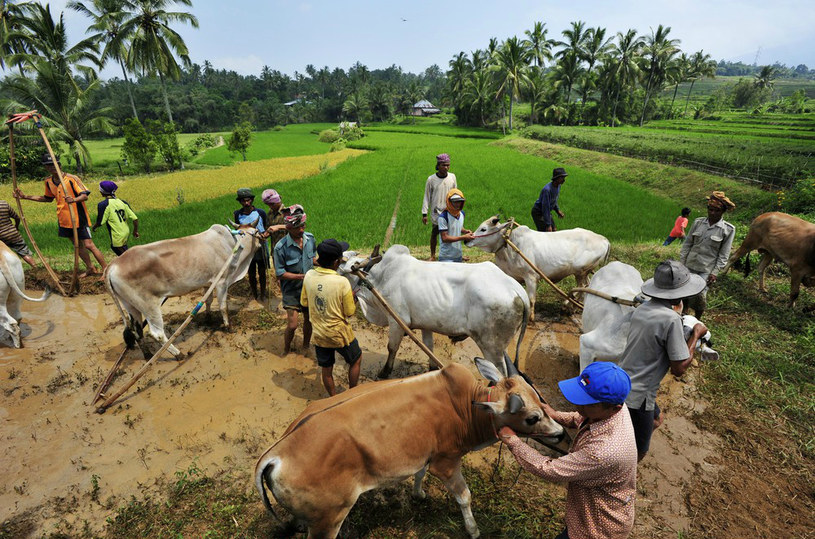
[91,346,129,404]
[6,121,68,296]
[35,119,80,295]
[568,287,642,307]
[96,240,244,413]
[352,269,445,370]
[501,226,585,311]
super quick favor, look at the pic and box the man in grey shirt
[680,190,736,319]
[619,260,709,461]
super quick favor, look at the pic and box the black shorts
[316,338,362,368]
[58,226,92,240]
[628,401,661,455]
[112,245,128,256]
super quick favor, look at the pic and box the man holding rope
[14,153,106,278]
[421,153,457,261]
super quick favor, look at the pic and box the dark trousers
[531,208,554,232]
[248,257,267,299]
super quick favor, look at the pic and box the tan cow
[721,212,815,308]
[105,223,262,358]
[255,356,566,539]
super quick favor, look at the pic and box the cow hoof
[412,489,427,500]
[376,368,392,379]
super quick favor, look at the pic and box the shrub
[227,122,253,161]
[318,129,341,143]
[781,178,815,216]
[330,140,347,152]
[0,135,48,182]
[145,120,183,171]
[121,118,157,173]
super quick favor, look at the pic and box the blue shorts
[316,338,361,368]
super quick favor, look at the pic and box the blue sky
[48,0,815,78]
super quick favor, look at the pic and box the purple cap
[99,180,118,195]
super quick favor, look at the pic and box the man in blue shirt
[234,188,268,301]
[531,167,568,232]
[272,205,315,354]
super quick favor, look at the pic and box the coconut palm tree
[639,24,680,126]
[490,36,531,131]
[461,69,493,127]
[523,21,554,69]
[607,29,643,126]
[754,64,777,90]
[68,0,140,120]
[667,52,691,111]
[0,0,33,71]
[683,50,716,115]
[342,91,367,125]
[447,50,471,108]
[121,0,198,124]
[578,26,611,119]
[551,50,584,106]
[556,20,588,61]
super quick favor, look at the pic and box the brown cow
[254,357,566,539]
[721,212,815,308]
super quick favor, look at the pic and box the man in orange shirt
[14,153,107,277]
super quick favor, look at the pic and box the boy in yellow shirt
[300,239,362,397]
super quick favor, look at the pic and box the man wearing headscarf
[421,153,457,260]
[272,205,316,354]
[261,189,288,249]
[437,188,474,263]
[680,191,737,319]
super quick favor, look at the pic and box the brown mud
[0,278,804,538]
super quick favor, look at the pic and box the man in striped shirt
[0,200,35,267]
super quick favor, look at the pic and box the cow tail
[255,454,282,521]
[105,267,137,348]
[514,292,529,369]
[0,254,51,302]
[744,253,751,277]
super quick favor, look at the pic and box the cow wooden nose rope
[95,239,245,413]
[500,219,585,311]
[568,287,643,307]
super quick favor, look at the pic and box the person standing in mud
[273,205,315,354]
[300,239,362,397]
[618,260,709,462]
[500,362,638,539]
[14,153,106,278]
[421,153,457,261]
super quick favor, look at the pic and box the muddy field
[0,278,806,538]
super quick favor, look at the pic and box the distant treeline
[715,60,815,79]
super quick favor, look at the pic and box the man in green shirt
[93,181,139,256]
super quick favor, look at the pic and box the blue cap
[558,362,631,405]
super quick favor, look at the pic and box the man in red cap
[500,361,638,539]
[421,153,457,260]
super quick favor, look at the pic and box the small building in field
[411,99,441,116]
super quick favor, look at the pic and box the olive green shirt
[679,217,735,277]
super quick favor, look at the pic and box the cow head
[228,218,264,253]
[472,356,566,444]
[336,247,388,327]
[465,215,512,253]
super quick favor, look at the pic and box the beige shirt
[421,172,457,225]
[680,217,735,276]
[505,406,638,539]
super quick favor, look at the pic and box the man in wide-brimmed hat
[531,167,568,232]
[618,260,709,461]
[680,190,736,319]
[421,153,457,260]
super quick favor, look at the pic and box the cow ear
[472,400,503,415]
[475,357,504,383]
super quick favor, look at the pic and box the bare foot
[462,255,470,262]
[78,269,99,279]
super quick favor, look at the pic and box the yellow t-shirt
[300,267,356,348]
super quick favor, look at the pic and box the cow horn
[228,220,240,229]
[503,352,519,378]
[370,244,380,258]
[363,256,382,273]
[249,216,260,228]
[507,393,524,414]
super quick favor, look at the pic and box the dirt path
[1,288,721,537]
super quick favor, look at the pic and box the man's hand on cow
[422,215,428,225]
[498,426,516,441]
[462,232,475,241]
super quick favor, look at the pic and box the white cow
[579,261,718,371]
[466,216,610,320]
[105,223,262,358]
[338,245,530,378]
[0,242,51,348]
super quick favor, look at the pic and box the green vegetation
[522,112,815,187]
[195,123,335,166]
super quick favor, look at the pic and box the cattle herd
[2,210,813,538]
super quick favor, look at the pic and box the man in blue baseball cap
[499,362,638,539]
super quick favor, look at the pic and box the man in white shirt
[421,153,457,261]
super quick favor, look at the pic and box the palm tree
[683,50,716,115]
[461,69,493,126]
[578,26,611,119]
[2,4,113,170]
[667,52,691,111]
[470,48,489,72]
[639,24,679,126]
[526,70,549,124]
[342,91,367,125]
[490,36,531,131]
[523,21,554,69]
[551,50,584,106]
[68,0,140,120]
[447,51,471,109]
[607,29,643,126]
[0,0,33,71]
[754,64,777,89]
[556,20,588,61]
[121,0,198,124]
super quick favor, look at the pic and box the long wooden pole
[352,269,445,370]
[91,346,129,404]
[6,122,68,296]
[501,227,584,311]
[36,119,80,295]
[96,240,244,413]
[568,287,642,307]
